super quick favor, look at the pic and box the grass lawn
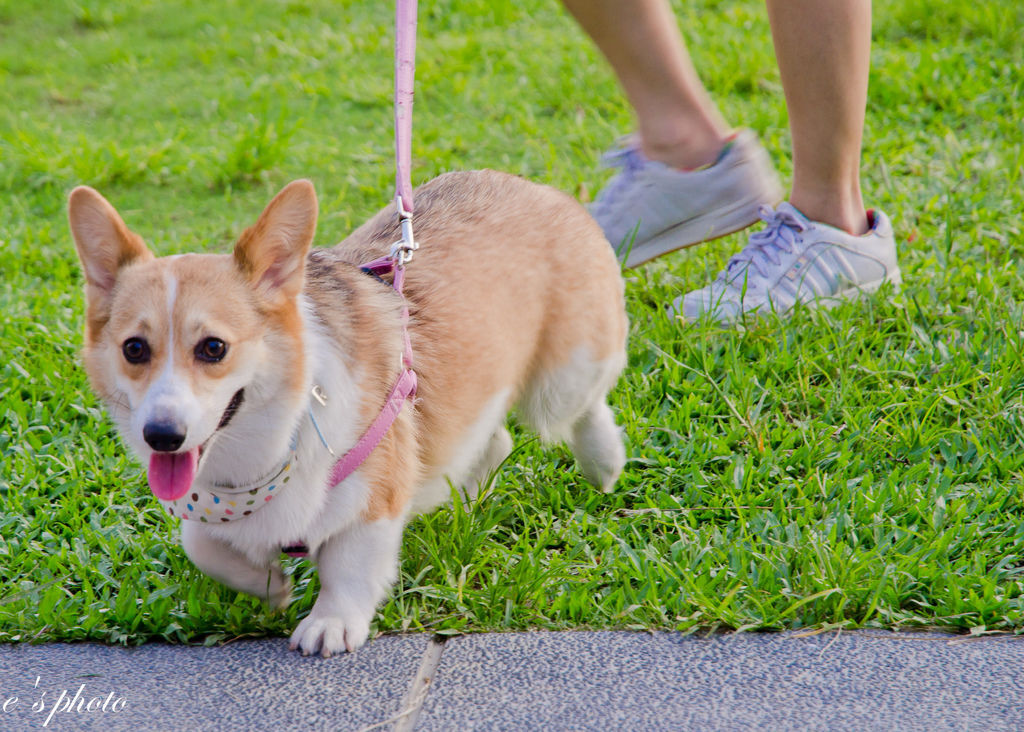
[1,0,1023,645]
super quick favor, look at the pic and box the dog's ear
[233,179,317,306]
[68,186,154,297]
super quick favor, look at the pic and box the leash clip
[389,194,418,265]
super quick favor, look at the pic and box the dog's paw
[288,605,372,658]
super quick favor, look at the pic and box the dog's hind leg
[568,399,625,492]
[518,346,626,492]
[180,522,291,609]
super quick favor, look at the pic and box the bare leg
[766,0,872,234]
[562,0,731,170]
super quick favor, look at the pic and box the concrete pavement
[1,630,1022,731]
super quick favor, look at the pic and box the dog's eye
[195,337,228,363]
[122,338,150,364]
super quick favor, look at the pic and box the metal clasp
[389,194,418,265]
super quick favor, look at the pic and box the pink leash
[394,0,417,220]
[326,0,420,489]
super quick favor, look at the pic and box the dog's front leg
[180,521,291,609]
[288,516,405,657]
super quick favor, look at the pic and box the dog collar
[159,443,297,524]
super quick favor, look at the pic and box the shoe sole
[619,191,781,269]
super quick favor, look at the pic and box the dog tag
[311,384,328,406]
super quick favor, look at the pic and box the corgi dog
[69,170,627,657]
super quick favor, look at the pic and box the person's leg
[766,0,872,235]
[562,0,731,170]
[565,0,782,266]
[679,0,900,322]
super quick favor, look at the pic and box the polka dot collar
[159,444,297,524]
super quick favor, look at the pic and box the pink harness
[327,256,417,487]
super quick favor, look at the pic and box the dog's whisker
[99,388,130,413]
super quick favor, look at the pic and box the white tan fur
[69,170,628,656]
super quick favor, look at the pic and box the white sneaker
[590,129,783,268]
[679,203,902,322]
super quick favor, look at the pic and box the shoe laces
[722,205,807,285]
[592,143,646,215]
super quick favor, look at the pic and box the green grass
[1,0,1023,645]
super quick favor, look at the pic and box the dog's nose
[143,422,187,452]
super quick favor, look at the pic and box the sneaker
[590,129,783,268]
[678,203,902,322]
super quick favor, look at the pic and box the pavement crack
[358,634,449,732]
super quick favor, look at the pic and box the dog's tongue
[148,448,199,501]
